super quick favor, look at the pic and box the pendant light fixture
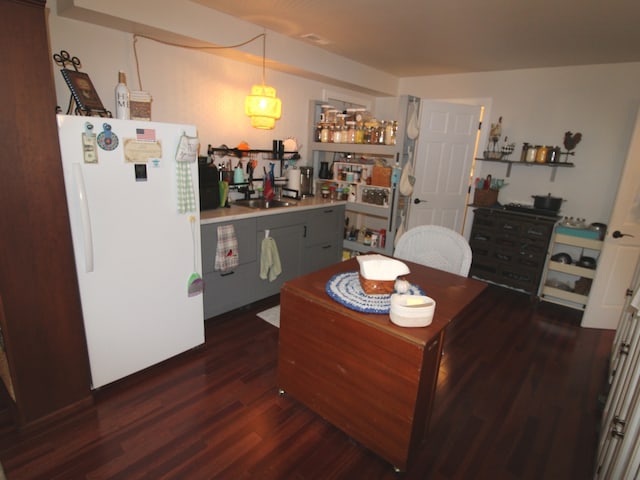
[245,33,282,129]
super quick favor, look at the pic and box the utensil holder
[473,188,499,207]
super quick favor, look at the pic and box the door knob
[413,198,425,204]
[612,230,635,239]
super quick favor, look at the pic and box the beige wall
[47,0,640,224]
[401,64,640,223]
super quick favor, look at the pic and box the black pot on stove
[532,194,564,212]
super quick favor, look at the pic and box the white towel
[215,225,239,272]
[260,236,282,282]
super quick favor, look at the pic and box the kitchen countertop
[200,197,347,225]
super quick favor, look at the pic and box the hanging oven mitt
[175,133,199,213]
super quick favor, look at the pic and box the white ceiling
[193,0,640,77]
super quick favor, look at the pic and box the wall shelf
[475,158,574,181]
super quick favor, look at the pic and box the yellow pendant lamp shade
[245,84,282,129]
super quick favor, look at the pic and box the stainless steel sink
[234,198,297,209]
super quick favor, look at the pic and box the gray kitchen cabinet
[201,217,257,318]
[201,205,344,319]
[302,205,345,274]
[256,211,307,298]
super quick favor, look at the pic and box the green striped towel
[175,133,199,213]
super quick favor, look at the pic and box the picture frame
[60,69,111,117]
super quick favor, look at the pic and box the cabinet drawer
[201,218,257,273]
[257,211,306,230]
[303,242,342,274]
[523,223,552,240]
[305,206,344,246]
[202,261,258,318]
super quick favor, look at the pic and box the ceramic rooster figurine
[563,131,582,152]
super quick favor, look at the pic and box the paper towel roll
[287,167,301,194]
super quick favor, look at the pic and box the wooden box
[473,188,498,206]
[130,90,152,121]
[371,165,392,187]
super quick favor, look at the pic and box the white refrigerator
[57,114,204,389]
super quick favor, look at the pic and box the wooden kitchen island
[277,257,487,471]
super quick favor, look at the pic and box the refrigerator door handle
[72,163,94,272]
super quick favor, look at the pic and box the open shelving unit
[309,96,420,256]
[539,227,603,310]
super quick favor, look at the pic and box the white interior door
[407,101,481,233]
[582,108,640,329]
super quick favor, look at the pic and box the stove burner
[503,203,560,218]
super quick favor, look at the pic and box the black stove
[503,203,560,218]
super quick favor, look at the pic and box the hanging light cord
[132,32,266,91]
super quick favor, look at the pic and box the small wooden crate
[473,188,499,207]
[130,90,152,121]
[371,166,392,187]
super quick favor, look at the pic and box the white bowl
[389,294,436,328]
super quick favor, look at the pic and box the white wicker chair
[393,225,472,277]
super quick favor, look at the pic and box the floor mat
[257,305,280,328]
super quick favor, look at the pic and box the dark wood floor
[0,285,614,479]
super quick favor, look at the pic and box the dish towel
[215,225,239,272]
[175,133,199,213]
[260,236,282,282]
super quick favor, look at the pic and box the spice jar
[525,145,538,163]
[346,121,357,143]
[548,146,561,163]
[520,142,530,163]
[320,123,330,143]
[535,145,548,163]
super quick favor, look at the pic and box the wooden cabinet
[201,205,344,318]
[277,257,487,471]
[0,0,92,427]
[469,208,556,295]
[539,227,603,310]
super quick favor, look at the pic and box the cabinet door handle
[220,270,235,277]
[304,225,308,237]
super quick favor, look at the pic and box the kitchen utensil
[551,252,572,264]
[319,161,331,179]
[187,215,204,296]
[577,256,597,269]
[219,180,229,207]
[299,167,313,197]
[233,166,244,184]
[532,194,563,211]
